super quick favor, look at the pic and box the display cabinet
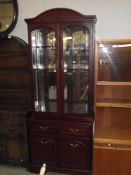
[25,8,96,175]
[93,40,131,175]
[0,36,31,166]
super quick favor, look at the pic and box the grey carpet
[0,165,70,175]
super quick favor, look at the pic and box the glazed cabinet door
[30,23,93,116]
[61,24,90,115]
[31,26,58,113]
[30,135,57,165]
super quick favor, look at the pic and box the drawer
[60,123,91,137]
[0,112,25,125]
[0,124,23,135]
[29,120,57,135]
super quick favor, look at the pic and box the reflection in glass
[0,0,14,32]
[63,26,89,114]
[31,29,57,112]
[98,42,131,81]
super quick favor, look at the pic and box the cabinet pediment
[25,8,96,24]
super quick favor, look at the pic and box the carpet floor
[0,165,70,175]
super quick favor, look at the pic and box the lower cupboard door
[61,139,91,169]
[30,136,57,165]
[5,137,25,164]
[93,147,131,175]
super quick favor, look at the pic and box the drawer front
[0,124,23,135]
[29,120,57,135]
[0,112,24,125]
[60,123,91,137]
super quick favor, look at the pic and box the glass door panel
[63,26,89,114]
[98,42,131,81]
[31,29,57,112]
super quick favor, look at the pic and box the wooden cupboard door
[30,136,57,165]
[5,137,25,164]
[93,148,131,175]
[61,139,90,169]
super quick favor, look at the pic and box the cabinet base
[27,163,91,175]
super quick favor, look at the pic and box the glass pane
[63,26,89,114]
[31,29,57,112]
[98,42,131,81]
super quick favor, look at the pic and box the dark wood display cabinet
[0,37,31,166]
[25,8,96,175]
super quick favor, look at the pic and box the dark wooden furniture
[25,8,96,175]
[0,36,31,166]
[93,40,131,175]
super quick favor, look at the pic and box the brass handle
[9,117,13,121]
[69,128,79,134]
[39,126,48,131]
[40,140,48,145]
[9,127,15,132]
[70,143,79,148]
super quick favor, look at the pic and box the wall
[11,0,131,43]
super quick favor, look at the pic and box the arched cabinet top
[25,8,97,24]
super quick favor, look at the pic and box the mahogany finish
[25,8,96,175]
